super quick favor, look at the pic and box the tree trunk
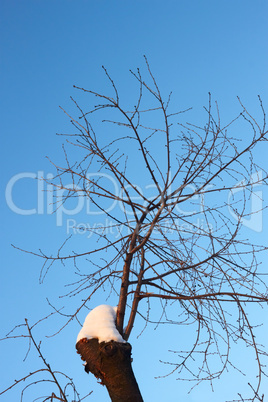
[76,338,143,402]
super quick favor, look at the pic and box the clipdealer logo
[5,170,264,233]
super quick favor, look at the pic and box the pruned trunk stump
[76,338,143,402]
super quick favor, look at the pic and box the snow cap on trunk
[76,304,126,344]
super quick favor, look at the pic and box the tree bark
[76,338,143,402]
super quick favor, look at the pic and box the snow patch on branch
[76,305,126,344]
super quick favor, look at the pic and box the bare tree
[1,316,88,401]
[2,57,268,401]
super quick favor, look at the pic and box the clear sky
[1,1,268,401]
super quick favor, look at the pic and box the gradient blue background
[1,1,268,401]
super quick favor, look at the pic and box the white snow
[76,304,126,344]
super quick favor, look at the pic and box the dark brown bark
[76,338,143,402]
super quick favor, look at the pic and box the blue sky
[1,1,268,401]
